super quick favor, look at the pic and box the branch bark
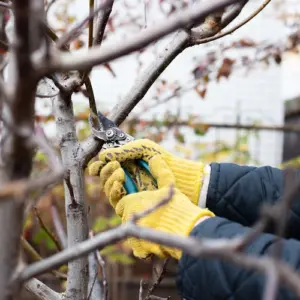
[44,0,242,73]
[53,89,89,300]
[19,222,300,298]
[0,0,44,298]
[88,252,102,300]
[24,278,62,300]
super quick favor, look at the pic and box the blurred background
[15,0,300,299]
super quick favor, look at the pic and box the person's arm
[201,163,300,239]
[177,216,300,300]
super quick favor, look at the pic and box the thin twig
[0,170,63,200]
[50,198,67,249]
[87,271,98,300]
[46,0,58,14]
[262,261,279,300]
[139,279,144,300]
[56,0,114,49]
[88,231,103,300]
[196,0,272,44]
[44,23,98,127]
[64,170,77,207]
[33,207,62,251]
[145,259,170,300]
[0,1,11,9]
[21,237,67,280]
[131,185,174,223]
[96,251,108,299]
[93,0,114,47]
[88,0,95,48]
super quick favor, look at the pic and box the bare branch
[93,0,114,46]
[87,231,102,300]
[88,0,95,48]
[53,88,89,299]
[33,207,62,251]
[0,0,45,297]
[19,223,300,297]
[190,0,248,41]
[131,185,174,223]
[139,280,144,300]
[96,249,108,299]
[220,0,248,29]
[263,262,279,300]
[196,0,272,44]
[145,259,170,300]
[45,0,243,73]
[24,278,62,300]
[56,0,114,49]
[46,0,58,14]
[0,1,11,9]
[21,236,67,280]
[50,199,67,249]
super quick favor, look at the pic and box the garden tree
[0,1,300,300]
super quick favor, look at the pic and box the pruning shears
[89,111,157,194]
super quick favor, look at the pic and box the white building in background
[42,0,300,167]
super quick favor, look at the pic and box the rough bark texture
[0,0,43,299]
[53,91,89,299]
[24,279,62,300]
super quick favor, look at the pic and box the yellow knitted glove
[92,155,214,260]
[89,139,205,205]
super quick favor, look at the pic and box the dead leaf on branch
[216,58,235,81]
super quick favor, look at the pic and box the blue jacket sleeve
[176,217,300,300]
[207,163,300,239]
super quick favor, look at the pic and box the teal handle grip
[123,168,138,193]
[123,159,156,194]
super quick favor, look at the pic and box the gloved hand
[89,139,207,206]
[90,155,214,260]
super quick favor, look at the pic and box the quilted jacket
[176,163,300,300]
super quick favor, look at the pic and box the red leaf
[216,58,235,81]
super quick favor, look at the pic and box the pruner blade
[89,111,134,149]
[89,111,157,194]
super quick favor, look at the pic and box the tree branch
[50,198,67,249]
[24,278,62,300]
[21,236,67,280]
[18,222,300,298]
[195,0,272,44]
[53,89,89,299]
[44,0,243,73]
[0,0,45,298]
[33,207,62,251]
[88,252,102,300]
[93,0,114,46]
[55,0,114,49]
